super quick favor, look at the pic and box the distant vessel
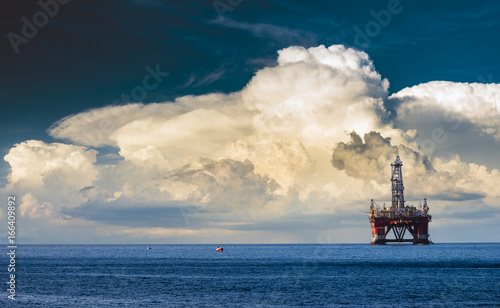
[216,246,223,252]
[147,247,151,250]
[366,156,433,245]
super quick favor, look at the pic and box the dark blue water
[1,243,499,307]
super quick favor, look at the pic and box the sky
[0,0,499,244]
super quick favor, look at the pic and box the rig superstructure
[366,156,432,245]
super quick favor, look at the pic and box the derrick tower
[366,156,432,245]
[391,156,405,210]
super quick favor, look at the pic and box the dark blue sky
[1,0,499,180]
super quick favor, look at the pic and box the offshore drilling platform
[366,156,433,245]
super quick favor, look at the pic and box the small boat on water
[216,246,223,252]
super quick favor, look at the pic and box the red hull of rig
[366,156,432,245]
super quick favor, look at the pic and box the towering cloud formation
[3,45,500,243]
[392,81,500,140]
[241,45,390,145]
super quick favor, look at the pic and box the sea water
[1,243,499,307]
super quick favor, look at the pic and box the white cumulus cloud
[392,81,500,140]
[4,140,98,191]
[3,140,98,222]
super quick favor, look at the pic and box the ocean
[1,243,499,307]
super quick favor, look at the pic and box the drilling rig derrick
[366,156,432,245]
